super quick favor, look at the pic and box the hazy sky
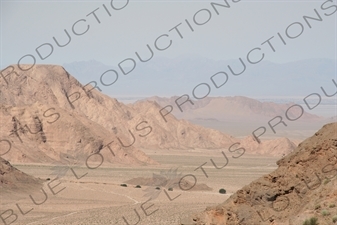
[1,0,336,69]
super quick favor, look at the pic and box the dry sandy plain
[2,65,334,225]
[1,149,280,225]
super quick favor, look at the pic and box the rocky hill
[0,157,42,193]
[188,122,337,225]
[129,100,238,149]
[238,136,297,157]
[0,103,155,165]
[143,96,320,122]
[0,64,238,165]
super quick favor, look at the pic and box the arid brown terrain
[1,64,334,225]
[0,64,297,165]
[189,122,337,225]
[0,157,42,193]
[143,96,321,122]
[0,65,242,166]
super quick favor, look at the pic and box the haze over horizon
[1,0,336,68]
[1,1,337,224]
[2,0,336,112]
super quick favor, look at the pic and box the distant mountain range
[141,96,321,122]
[63,57,336,97]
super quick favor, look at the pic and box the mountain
[0,64,239,166]
[188,122,337,225]
[129,100,238,149]
[142,96,320,122]
[63,58,336,97]
[0,103,155,165]
[238,136,297,157]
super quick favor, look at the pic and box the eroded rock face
[192,122,337,225]
[0,157,42,191]
[0,103,156,165]
[0,64,239,167]
[0,64,300,167]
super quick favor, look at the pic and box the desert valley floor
[0,65,336,225]
[1,150,280,225]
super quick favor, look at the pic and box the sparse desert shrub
[329,203,336,208]
[46,178,51,181]
[135,185,141,188]
[303,217,318,225]
[168,187,173,191]
[155,187,160,190]
[314,204,321,210]
[332,215,337,223]
[321,210,330,216]
[219,188,226,194]
[120,184,127,187]
[324,178,330,185]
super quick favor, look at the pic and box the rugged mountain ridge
[63,58,336,97]
[189,122,337,225]
[143,96,320,122]
[0,103,155,165]
[0,64,238,165]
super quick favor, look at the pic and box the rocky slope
[0,103,155,165]
[129,100,238,149]
[0,64,238,166]
[0,157,42,192]
[238,136,297,157]
[188,122,337,225]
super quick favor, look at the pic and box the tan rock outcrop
[238,136,297,157]
[0,157,42,192]
[191,122,337,225]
